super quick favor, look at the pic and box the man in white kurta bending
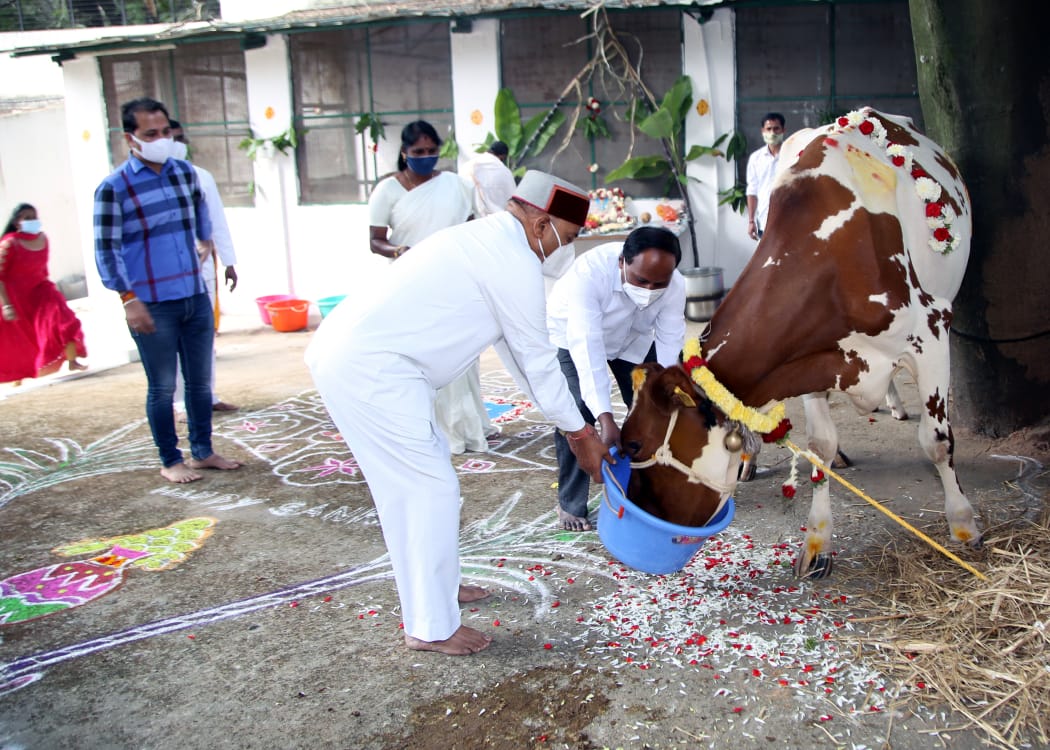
[305,171,611,656]
[547,226,687,529]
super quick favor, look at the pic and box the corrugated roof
[8,0,727,59]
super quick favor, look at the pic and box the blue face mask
[406,155,439,175]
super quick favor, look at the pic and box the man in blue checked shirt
[94,97,241,483]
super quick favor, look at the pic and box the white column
[450,18,501,170]
[243,34,297,296]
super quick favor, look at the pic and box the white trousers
[311,361,463,642]
[434,359,493,454]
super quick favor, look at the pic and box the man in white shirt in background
[462,141,517,218]
[546,225,686,531]
[745,112,786,241]
[170,120,239,414]
[305,171,612,656]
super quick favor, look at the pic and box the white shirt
[547,242,686,418]
[192,164,236,271]
[305,211,585,432]
[461,152,516,217]
[745,145,780,231]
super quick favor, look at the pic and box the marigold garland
[681,339,786,435]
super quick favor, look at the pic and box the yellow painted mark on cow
[844,145,897,214]
[631,367,648,395]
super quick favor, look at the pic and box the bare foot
[405,625,492,655]
[458,584,490,603]
[557,507,593,531]
[161,462,202,483]
[190,453,242,470]
[67,359,87,372]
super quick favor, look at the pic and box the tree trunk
[909,0,1050,436]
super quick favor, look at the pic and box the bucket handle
[601,464,627,519]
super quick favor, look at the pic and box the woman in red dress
[0,203,87,385]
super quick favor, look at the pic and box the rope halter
[628,393,738,523]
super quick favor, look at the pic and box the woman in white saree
[368,121,496,454]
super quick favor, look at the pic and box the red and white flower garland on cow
[833,109,961,254]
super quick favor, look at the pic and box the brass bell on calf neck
[724,427,744,453]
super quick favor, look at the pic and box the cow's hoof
[795,552,833,579]
[890,408,909,421]
[737,462,757,482]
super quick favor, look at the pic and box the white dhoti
[309,353,463,642]
[434,359,495,454]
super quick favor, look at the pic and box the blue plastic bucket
[598,449,735,575]
[317,294,347,319]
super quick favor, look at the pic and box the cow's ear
[672,385,697,408]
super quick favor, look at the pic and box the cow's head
[621,363,745,527]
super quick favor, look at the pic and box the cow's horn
[673,385,697,408]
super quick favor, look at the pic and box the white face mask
[763,131,784,146]
[539,221,576,278]
[621,263,666,309]
[19,219,42,235]
[131,134,174,164]
[171,140,189,160]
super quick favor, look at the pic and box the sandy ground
[1,313,1047,750]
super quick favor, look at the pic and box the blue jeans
[130,293,215,467]
[553,344,656,518]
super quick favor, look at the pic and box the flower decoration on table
[584,187,634,233]
[833,109,961,255]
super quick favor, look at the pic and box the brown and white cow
[621,108,979,578]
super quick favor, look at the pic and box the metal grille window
[289,22,454,204]
[1,1,221,31]
[500,10,682,196]
[735,1,921,160]
[99,40,252,206]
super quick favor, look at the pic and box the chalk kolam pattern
[0,519,215,626]
[0,546,150,626]
[212,367,611,487]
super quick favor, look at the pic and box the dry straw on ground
[843,493,1050,750]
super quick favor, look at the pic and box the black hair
[489,141,510,158]
[4,203,35,236]
[168,119,182,129]
[121,98,170,133]
[622,225,681,266]
[396,120,442,171]
[761,112,786,129]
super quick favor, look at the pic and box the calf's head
[620,363,745,527]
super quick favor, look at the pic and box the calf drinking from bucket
[621,108,980,579]
[622,362,744,529]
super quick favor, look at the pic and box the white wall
[451,19,501,166]
[682,9,752,286]
[0,103,82,284]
